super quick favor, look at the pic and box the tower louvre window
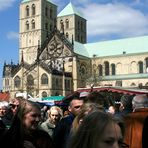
[32,19,35,29]
[65,19,69,29]
[26,5,29,17]
[32,4,36,15]
[66,32,69,38]
[26,21,29,30]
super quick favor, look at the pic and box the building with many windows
[2,0,148,98]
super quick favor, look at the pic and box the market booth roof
[42,96,64,101]
[77,87,148,95]
[38,96,66,106]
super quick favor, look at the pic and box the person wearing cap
[123,94,148,148]
[79,91,90,102]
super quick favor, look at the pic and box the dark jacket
[52,113,75,148]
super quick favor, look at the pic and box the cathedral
[2,0,148,98]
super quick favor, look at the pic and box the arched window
[45,7,48,16]
[42,91,47,98]
[98,64,103,76]
[66,32,69,38]
[26,21,29,30]
[138,61,143,73]
[65,19,69,29]
[50,24,52,31]
[81,21,83,31]
[32,19,35,29]
[131,83,136,87]
[41,73,48,85]
[111,63,115,75]
[14,76,21,88]
[27,74,34,86]
[78,21,80,30]
[50,8,53,19]
[145,82,148,86]
[26,5,29,17]
[32,4,35,15]
[45,22,48,30]
[104,61,109,76]
[145,57,148,70]
[60,20,64,30]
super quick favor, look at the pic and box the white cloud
[0,0,16,11]
[80,3,148,40]
[53,0,148,40]
[7,31,18,40]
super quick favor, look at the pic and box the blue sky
[0,0,148,89]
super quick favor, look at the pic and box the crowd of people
[0,90,148,148]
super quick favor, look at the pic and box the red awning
[77,87,148,95]
[0,92,10,101]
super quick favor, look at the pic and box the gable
[39,31,74,61]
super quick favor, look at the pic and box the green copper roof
[74,36,148,58]
[58,2,84,18]
[21,0,30,3]
[101,73,148,81]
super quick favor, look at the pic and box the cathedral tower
[19,0,57,64]
[57,2,87,44]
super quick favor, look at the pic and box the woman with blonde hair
[41,105,63,137]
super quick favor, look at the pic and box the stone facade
[2,0,148,99]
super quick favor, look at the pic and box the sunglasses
[11,104,19,109]
[74,106,81,109]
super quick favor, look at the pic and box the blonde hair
[48,106,63,119]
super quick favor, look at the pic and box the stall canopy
[77,86,148,95]
[42,96,64,101]
[38,96,65,106]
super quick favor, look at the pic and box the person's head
[119,95,133,111]
[48,106,63,124]
[132,94,148,110]
[0,101,9,117]
[86,91,107,108]
[108,105,116,115]
[68,111,127,148]
[68,98,84,116]
[12,99,41,132]
[71,102,104,134]
[9,98,20,115]
[79,91,90,102]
